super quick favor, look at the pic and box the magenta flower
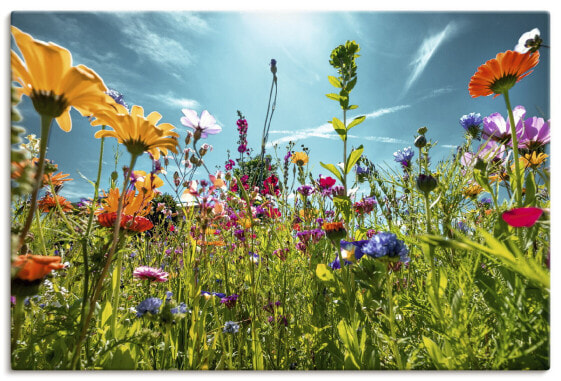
[501,207,543,228]
[518,116,550,150]
[481,106,525,145]
[133,266,169,282]
[180,109,222,139]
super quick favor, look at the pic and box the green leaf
[344,145,364,175]
[316,264,334,282]
[347,115,366,130]
[422,336,450,369]
[332,117,347,142]
[524,171,536,206]
[320,162,343,183]
[333,195,352,223]
[100,301,112,328]
[346,77,358,92]
[348,105,358,110]
[328,75,342,88]
[326,93,343,101]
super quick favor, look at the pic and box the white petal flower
[515,28,541,53]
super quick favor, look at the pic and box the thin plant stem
[34,209,48,256]
[18,114,53,251]
[503,90,523,207]
[71,153,138,369]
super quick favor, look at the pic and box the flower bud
[185,132,193,145]
[417,126,428,135]
[416,174,438,195]
[111,171,119,182]
[414,135,427,148]
[190,155,200,165]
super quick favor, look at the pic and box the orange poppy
[12,254,65,281]
[97,211,154,232]
[469,50,540,98]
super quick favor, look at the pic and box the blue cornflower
[136,297,162,317]
[106,89,128,109]
[456,221,469,234]
[479,196,493,207]
[459,112,483,139]
[171,302,187,315]
[393,147,415,168]
[355,165,370,175]
[165,291,173,301]
[340,239,370,261]
[362,232,410,263]
[329,255,353,270]
[223,321,240,334]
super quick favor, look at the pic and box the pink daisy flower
[133,266,169,282]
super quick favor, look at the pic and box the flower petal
[501,207,543,227]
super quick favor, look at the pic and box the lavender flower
[518,116,550,151]
[180,109,222,140]
[481,106,525,145]
[393,147,414,168]
[106,89,128,109]
[171,302,188,315]
[361,232,410,263]
[459,112,483,139]
[223,321,240,334]
[136,297,162,317]
[220,294,239,309]
[297,185,315,197]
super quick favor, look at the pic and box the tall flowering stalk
[321,41,365,196]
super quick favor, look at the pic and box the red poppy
[97,212,153,232]
[319,176,337,189]
[501,207,543,227]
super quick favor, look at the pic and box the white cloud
[267,104,410,147]
[403,22,460,95]
[168,98,201,110]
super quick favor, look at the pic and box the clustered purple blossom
[220,294,239,309]
[136,297,162,317]
[393,147,415,169]
[237,118,249,154]
[459,112,483,138]
[362,232,410,263]
[297,184,315,197]
[354,197,377,214]
[234,228,246,242]
[225,159,236,171]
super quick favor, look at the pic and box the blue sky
[10,11,550,201]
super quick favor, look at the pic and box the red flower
[501,207,543,227]
[319,176,336,189]
[97,212,154,232]
[13,254,65,281]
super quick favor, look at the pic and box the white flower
[514,28,541,53]
[180,109,222,139]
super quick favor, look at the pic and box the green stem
[18,114,53,251]
[503,90,523,207]
[110,243,124,338]
[71,153,138,369]
[424,194,432,235]
[11,296,25,352]
[34,209,48,256]
[386,271,404,369]
[343,108,348,194]
[77,128,105,352]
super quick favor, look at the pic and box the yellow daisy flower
[462,182,484,198]
[10,26,111,131]
[91,104,179,160]
[518,152,548,169]
[291,151,309,166]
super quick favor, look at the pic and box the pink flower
[501,207,543,228]
[482,106,525,145]
[133,266,169,282]
[180,109,222,139]
[518,116,550,150]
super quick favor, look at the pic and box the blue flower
[171,302,187,315]
[136,297,162,317]
[362,232,410,263]
[223,321,240,334]
[329,255,353,270]
[106,89,128,109]
[355,165,370,175]
[460,112,483,139]
[340,239,370,261]
[393,147,414,168]
[165,291,173,301]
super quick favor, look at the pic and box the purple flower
[340,239,370,261]
[180,109,222,139]
[393,147,414,168]
[329,255,353,270]
[223,321,240,333]
[234,229,246,242]
[171,302,187,315]
[133,266,169,283]
[518,116,550,150]
[106,89,128,109]
[481,106,525,145]
[136,297,162,317]
[361,232,410,263]
[220,294,239,309]
[237,144,247,153]
[297,185,315,197]
[460,112,483,138]
[355,165,370,175]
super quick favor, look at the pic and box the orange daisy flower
[469,50,540,98]
[38,194,73,213]
[44,171,73,187]
[12,254,65,281]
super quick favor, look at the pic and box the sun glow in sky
[10,11,550,201]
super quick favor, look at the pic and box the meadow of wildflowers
[9,21,550,371]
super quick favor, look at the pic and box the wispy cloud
[109,13,202,73]
[402,22,460,96]
[267,105,410,147]
[143,91,201,111]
